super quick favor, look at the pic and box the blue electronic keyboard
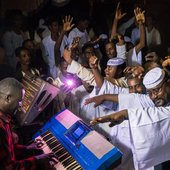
[33,109,122,170]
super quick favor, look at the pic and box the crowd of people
[0,0,170,170]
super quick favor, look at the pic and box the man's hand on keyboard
[26,141,43,155]
[35,152,58,169]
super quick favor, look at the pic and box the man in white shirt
[84,68,150,170]
[41,17,60,78]
[67,15,90,52]
[145,15,161,49]
[90,67,170,170]
[42,16,74,78]
[131,15,161,51]
[2,12,24,70]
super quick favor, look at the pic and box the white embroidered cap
[107,58,125,66]
[143,67,165,89]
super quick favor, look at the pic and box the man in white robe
[85,87,154,170]
[90,67,170,170]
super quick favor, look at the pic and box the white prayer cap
[143,67,165,89]
[107,58,125,66]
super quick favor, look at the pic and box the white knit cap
[143,67,165,89]
[107,58,125,66]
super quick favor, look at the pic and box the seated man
[0,78,56,170]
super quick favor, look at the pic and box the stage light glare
[66,80,74,86]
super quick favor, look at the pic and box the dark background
[0,0,170,48]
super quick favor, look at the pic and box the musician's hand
[90,109,128,127]
[26,142,43,155]
[35,153,58,169]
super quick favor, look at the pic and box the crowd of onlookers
[1,0,170,169]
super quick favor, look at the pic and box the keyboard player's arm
[35,153,58,170]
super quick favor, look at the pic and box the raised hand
[123,66,133,75]
[134,7,145,24]
[162,56,170,67]
[90,110,128,127]
[115,2,126,20]
[62,15,74,32]
[89,56,98,69]
[124,66,144,79]
[110,2,126,41]
[132,66,144,79]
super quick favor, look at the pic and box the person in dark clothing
[0,47,15,80]
[0,77,57,170]
[22,39,48,78]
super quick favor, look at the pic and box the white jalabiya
[128,105,170,170]
[41,35,59,78]
[68,86,115,137]
[67,27,90,50]
[97,79,128,110]
[110,94,154,170]
[67,60,96,86]
[126,47,142,66]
